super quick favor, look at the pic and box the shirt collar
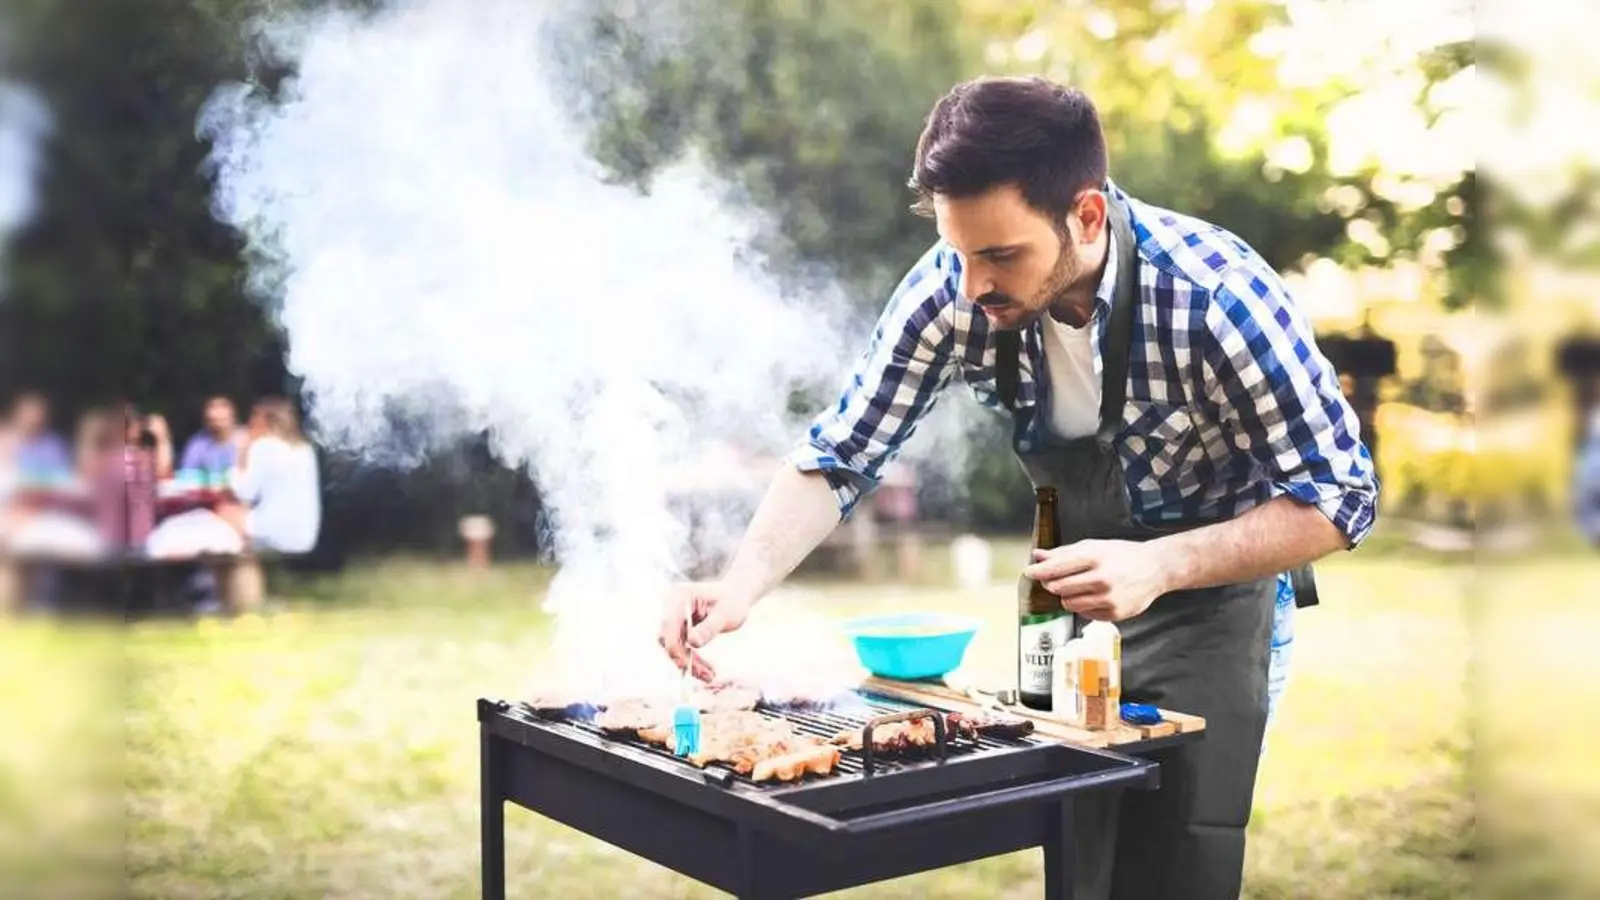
[1091,225,1118,323]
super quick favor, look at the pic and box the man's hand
[1021,540,1173,623]
[657,580,754,682]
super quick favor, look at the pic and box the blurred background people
[1576,405,1600,546]
[216,397,321,555]
[9,391,71,482]
[178,395,247,477]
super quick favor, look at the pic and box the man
[8,392,71,477]
[178,396,246,474]
[659,75,1377,899]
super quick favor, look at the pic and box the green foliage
[965,0,1478,308]
[560,0,975,298]
[0,0,290,432]
[565,0,1475,319]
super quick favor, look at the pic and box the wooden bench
[0,550,292,617]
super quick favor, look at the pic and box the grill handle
[860,708,947,777]
[833,759,1157,835]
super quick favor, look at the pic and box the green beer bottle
[1018,486,1066,711]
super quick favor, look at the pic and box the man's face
[933,183,1097,330]
[204,398,236,434]
[11,397,45,436]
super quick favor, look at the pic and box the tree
[0,0,289,435]
[555,0,976,301]
[963,0,1477,309]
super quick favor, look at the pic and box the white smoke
[199,0,999,698]
[198,0,846,695]
[0,80,49,272]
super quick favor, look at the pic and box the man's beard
[1035,246,1082,317]
[973,242,1081,329]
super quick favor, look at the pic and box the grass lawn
[6,530,1594,898]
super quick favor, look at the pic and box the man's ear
[1072,189,1108,246]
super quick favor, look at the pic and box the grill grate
[507,692,1041,785]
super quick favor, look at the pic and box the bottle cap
[1082,620,1119,656]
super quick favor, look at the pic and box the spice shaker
[1079,621,1122,730]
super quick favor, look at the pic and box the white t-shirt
[1041,312,1102,440]
[1041,230,1119,440]
[232,436,321,554]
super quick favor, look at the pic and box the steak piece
[945,710,1035,740]
[689,681,761,713]
[830,713,978,753]
[524,689,599,721]
[594,699,668,737]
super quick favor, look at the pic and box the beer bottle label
[1019,612,1069,695]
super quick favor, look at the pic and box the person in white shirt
[1576,405,1600,546]
[217,397,321,554]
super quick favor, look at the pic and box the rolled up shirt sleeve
[786,247,959,520]
[1199,266,1379,547]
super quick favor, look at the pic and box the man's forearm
[1154,495,1349,593]
[720,466,844,603]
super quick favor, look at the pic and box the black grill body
[479,692,1193,899]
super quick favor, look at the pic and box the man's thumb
[687,609,724,648]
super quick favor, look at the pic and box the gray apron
[996,195,1311,899]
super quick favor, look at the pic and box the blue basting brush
[673,601,702,757]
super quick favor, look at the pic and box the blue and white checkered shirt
[787,180,1375,723]
[787,180,1379,549]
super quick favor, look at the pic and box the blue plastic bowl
[843,612,982,680]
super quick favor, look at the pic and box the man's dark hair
[909,76,1108,222]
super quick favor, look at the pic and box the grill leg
[734,827,782,900]
[1044,798,1076,900]
[481,725,506,900]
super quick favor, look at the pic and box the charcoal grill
[479,690,1198,899]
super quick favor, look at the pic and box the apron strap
[1096,192,1140,439]
[1289,562,1320,608]
[996,328,1021,411]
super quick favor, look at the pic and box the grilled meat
[830,713,978,753]
[752,745,842,783]
[594,699,669,736]
[634,710,837,777]
[724,734,828,775]
[688,681,761,713]
[636,710,783,752]
[945,711,1035,740]
[756,680,850,712]
[831,717,933,753]
[524,690,599,721]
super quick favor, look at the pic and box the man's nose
[959,262,992,301]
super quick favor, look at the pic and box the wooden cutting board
[859,676,1205,750]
